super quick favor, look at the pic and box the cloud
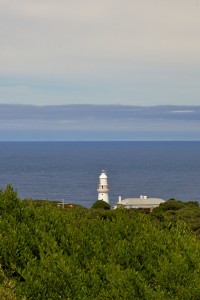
[0,1,200,106]
[0,104,200,132]
[1,1,200,77]
[0,104,200,140]
[170,110,195,113]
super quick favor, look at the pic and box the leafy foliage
[0,186,200,299]
[152,199,200,237]
[91,200,111,210]
[0,265,17,300]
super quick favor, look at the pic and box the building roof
[118,197,165,207]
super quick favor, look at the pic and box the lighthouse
[97,170,110,204]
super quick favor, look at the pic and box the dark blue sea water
[0,141,200,207]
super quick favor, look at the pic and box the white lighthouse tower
[97,170,110,204]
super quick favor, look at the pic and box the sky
[0,0,200,106]
[0,104,200,141]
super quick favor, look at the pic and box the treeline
[151,198,200,238]
[0,185,200,299]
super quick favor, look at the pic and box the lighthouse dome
[99,170,107,179]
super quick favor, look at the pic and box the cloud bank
[0,104,200,140]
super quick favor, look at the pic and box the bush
[91,200,111,210]
[154,199,185,212]
[1,186,200,299]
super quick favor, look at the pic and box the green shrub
[91,200,111,210]
[0,186,200,299]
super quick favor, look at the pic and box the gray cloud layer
[0,104,200,140]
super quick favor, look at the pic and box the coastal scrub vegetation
[91,199,111,210]
[0,185,200,299]
[151,199,200,237]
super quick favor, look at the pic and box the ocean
[0,141,200,207]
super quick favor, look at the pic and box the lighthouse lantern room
[97,170,109,204]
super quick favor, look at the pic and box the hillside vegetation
[0,185,200,299]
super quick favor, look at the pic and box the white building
[97,170,109,204]
[114,195,165,211]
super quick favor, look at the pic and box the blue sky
[0,1,200,106]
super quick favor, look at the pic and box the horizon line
[0,140,199,142]
[0,103,200,108]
